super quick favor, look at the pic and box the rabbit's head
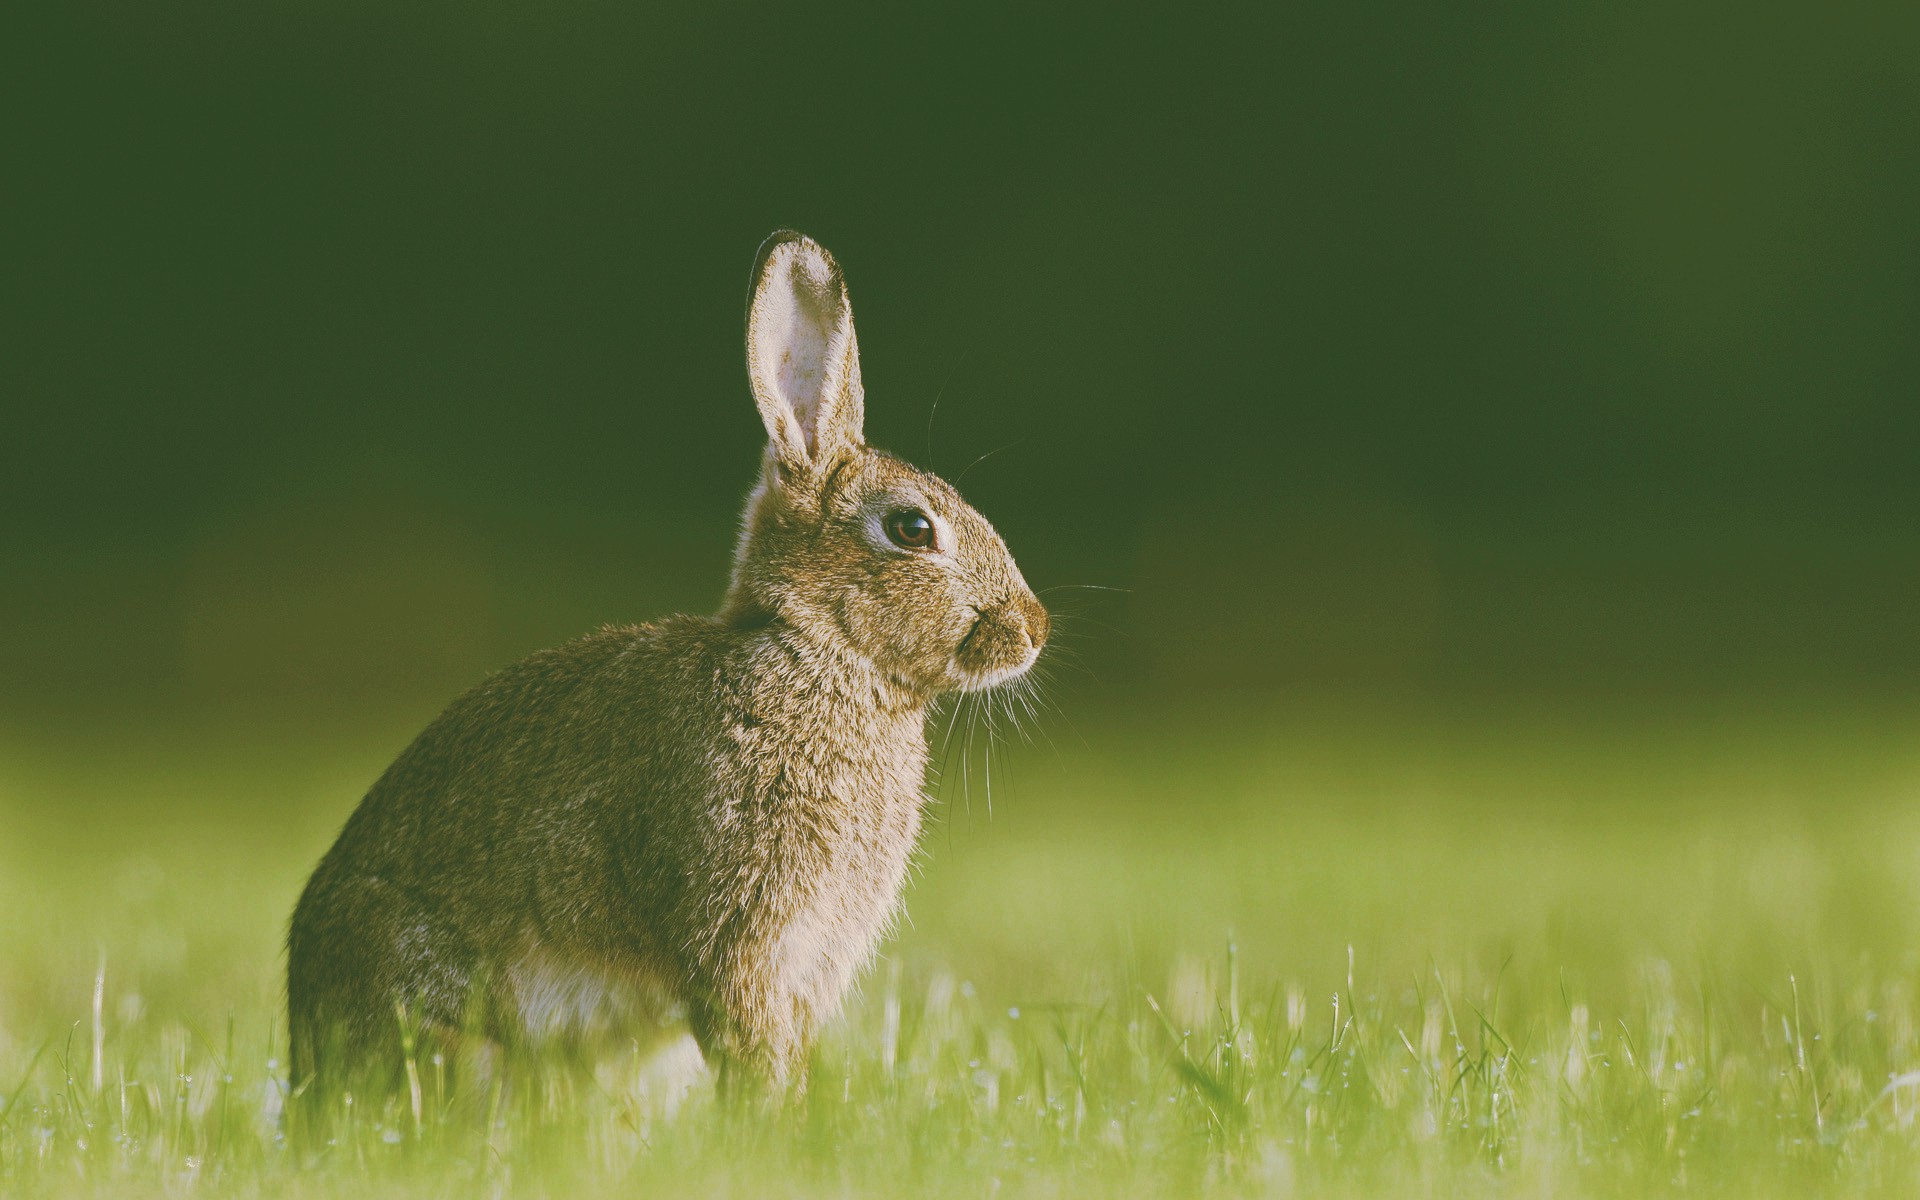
[720,231,1047,700]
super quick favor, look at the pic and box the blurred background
[5,0,1917,738]
[5,0,1920,1128]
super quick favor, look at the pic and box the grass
[4,695,1920,1196]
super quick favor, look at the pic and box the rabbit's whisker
[923,352,968,466]
[1054,615,1130,641]
[953,439,1026,487]
[932,694,970,825]
[981,690,994,819]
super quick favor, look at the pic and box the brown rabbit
[286,232,1048,1111]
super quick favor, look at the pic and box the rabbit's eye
[884,508,937,551]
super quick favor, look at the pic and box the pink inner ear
[777,340,827,448]
[753,246,843,456]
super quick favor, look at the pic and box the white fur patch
[771,903,839,1008]
[633,1033,707,1114]
[506,944,669,1042]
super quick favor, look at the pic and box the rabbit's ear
[746,231,866,476]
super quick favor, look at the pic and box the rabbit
[286,231,1049,1115]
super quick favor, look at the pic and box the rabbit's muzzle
[954,592,1049,689]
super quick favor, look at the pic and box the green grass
[5,698,1920,1197]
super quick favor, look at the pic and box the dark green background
[6,1,1918,729]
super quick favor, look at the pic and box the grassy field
[4,697,1920,1197]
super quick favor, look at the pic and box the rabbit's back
[309,622,715,944]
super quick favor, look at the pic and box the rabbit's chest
[748,762,925,1007]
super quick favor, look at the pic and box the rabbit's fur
[287,232,1047,1108]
